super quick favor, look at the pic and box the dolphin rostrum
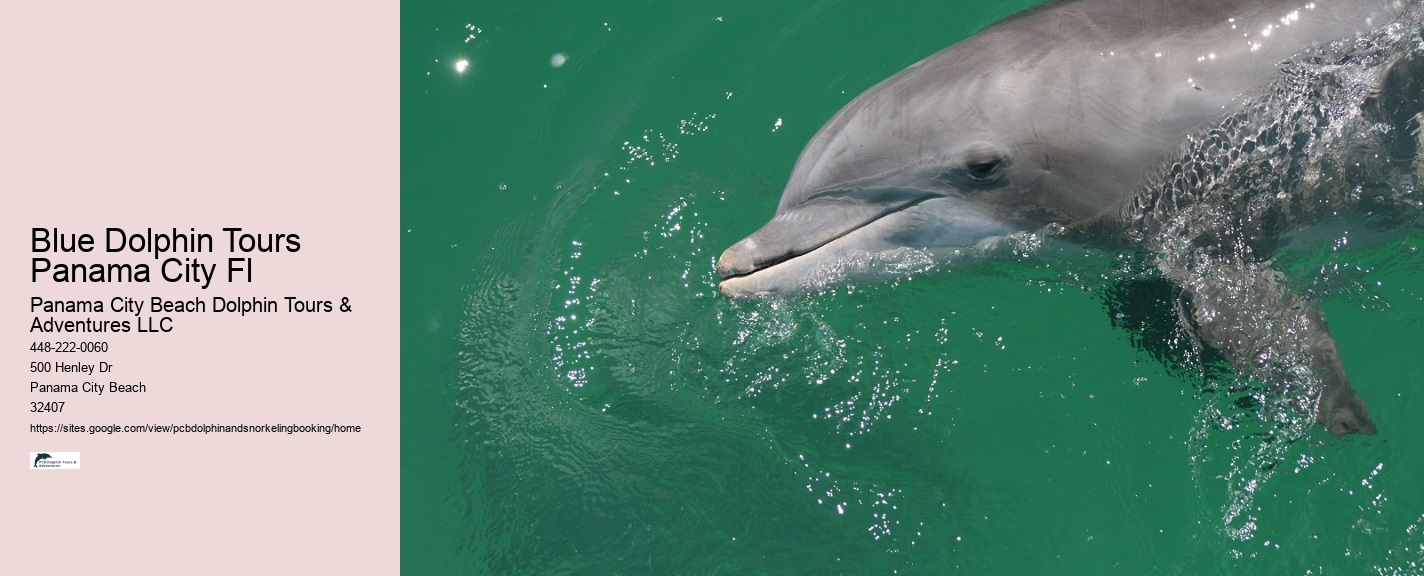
[718,0,1424,434]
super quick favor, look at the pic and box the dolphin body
[718,0,1424,434]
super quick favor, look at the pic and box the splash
[1123,4,1424,541]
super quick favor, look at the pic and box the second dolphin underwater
[718,0,1424,434]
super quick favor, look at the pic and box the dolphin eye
[965,159,1002,181]
[937,149,1010,188]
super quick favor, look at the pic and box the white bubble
[454,59,469,73]
[551,52,568,68]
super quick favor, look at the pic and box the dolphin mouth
[715,192,940,294]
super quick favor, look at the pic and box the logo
[30,451,80,469]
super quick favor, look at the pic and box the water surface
[402,1,1424,573]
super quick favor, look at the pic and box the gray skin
[718,0,1420,435]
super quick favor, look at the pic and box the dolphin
[718,0,1424,434]
[34,453,51,467]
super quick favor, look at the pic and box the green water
[402,1,1424,573]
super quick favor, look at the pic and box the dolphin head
[717,29,1145,297]
[714,2,1278,297]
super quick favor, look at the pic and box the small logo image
[30,452,80,470]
